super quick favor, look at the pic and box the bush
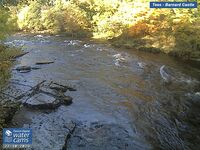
[0,45,22,86]
[0,6,12,39]
[5,0,200,60]
[62,2,91,37]
[41,7,62,33]
[17,0,91,36]
[17,1,43,31]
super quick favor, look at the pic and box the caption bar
[150,2,197,8]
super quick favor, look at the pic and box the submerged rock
[58,95,73,105]
[31,66,41,70]
[16,66,31,71]
[50,83,76,92]
[50,84,68,92]
[15,66,41,73]
[35,61,54,65]
[137,62,146,69]
[16,66,31,73]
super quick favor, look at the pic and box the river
[2,33,200,150]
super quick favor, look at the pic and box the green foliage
[61,2,91,37]
[0,5,18,40]
[17,0,91,36]
[2,0,200,60]
[18,1,43,31]
[0,5,21,84]
[110,1,200,60]
[41,7,61,33]
[0,45,22,86]
[0,6,12,39]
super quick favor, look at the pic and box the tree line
[0,0,200,60]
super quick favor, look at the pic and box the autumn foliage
[0,0,200,60]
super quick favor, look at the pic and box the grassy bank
[0,44,22,147]
[0,44,22,88]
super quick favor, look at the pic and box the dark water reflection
[4,33,200,149]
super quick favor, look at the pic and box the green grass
[0,44,22,88]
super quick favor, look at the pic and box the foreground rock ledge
[0,80,76,110]
[63,122,151,150]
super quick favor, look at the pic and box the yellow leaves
[128,22,149,37]
[0,61,11,71]
[0,46,22,61]
[62,2,90,33]
[17,6,30,29]
[0,45,21,84]
[16,0,91,35]
[0,7,12,39]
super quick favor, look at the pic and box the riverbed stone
[23,93,61,109]
[49,83,76,92]
[60,96,73,105]
[26,93,55,105]
[16,66,31,73]
[35,61,54,65]
[49,84,68,92]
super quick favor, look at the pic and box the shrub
[0,6,12,39]
[17,1,43,31]
[62,2,91,37]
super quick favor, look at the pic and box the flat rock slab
[25,93,56,105]
[23,93,61,109]
[0,80,75,110]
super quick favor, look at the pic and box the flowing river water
[2,33,200,150]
